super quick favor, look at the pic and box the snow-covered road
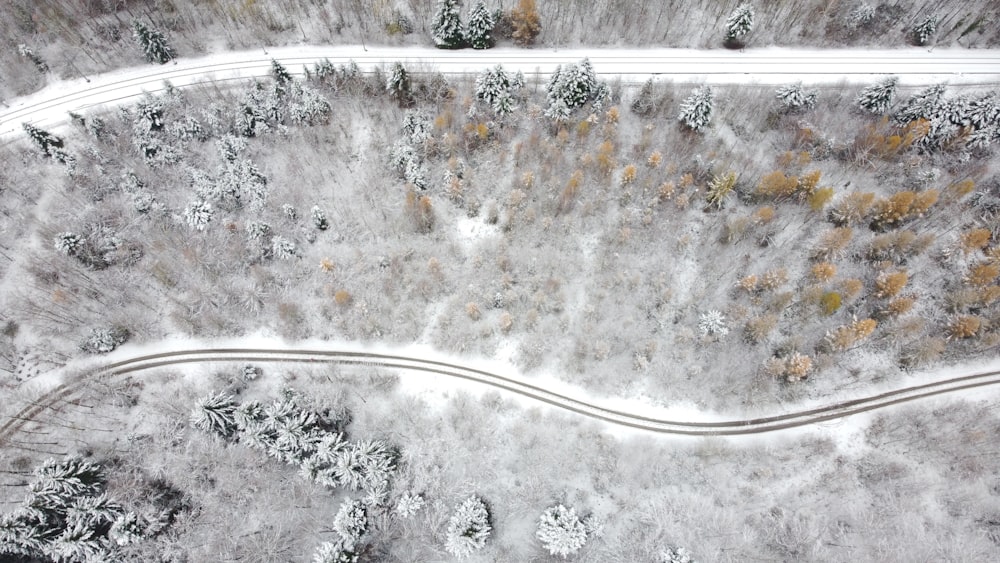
[2,45,998,140]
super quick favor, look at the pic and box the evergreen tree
[894,83,947,125]
[775,82,818,112]
[18,44,48,73]
[660,546,698,563]
[54,232,84,256]
[475,64,521,116]
[22,123,64,157]
[444,496,492,558]
[913,16,937,46]
[544,59,604,119]
[511,0,541,46]
[312,539,360,563]
[386,62,412,106]
[190,391,238,438]
[333,499,368,545]
[184,200,214,231]
[271,59,293,85]
[724,3,755,44]
[631,78,657,116]
[431,0,465,48]
[678,86,715,132]
[536,504,588,558]
[312,206,330,230]
[856,76,898,114]
[132,20,175,64]
[466,0,496,49]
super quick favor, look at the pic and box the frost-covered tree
[333,440,397,496]
[22,123,64,158]
[386,62,412,105]
[444,496,492,558]
[678,86,714,132]
[660,546,698,563]
[191,392,238,438]
[402,110,432,144]
[31,457,105,501]
[396,492,425,518]
[894,83,947,125]
[475,64,522,116]
[847,3,876,29]
[80,327,129,354]
[698,310,729,337]
[466,0,495,49]
[54,232,84,256]
[913,16,937,46]
[536,504,588,558]
[18,44,48,73]
[109,512,146,547]
[333,500,368,545]
[271,236,298,260]
[775,82,818,112]
[856,76,898,114]
[246,221,272,241]
[312,206,330,230]
[184,200,214,231]
[312,539,360,563]
[545,59,607,119]
[132,20,175,64]
[724,3,755,44]
[271,59,293,85]
[431,0,465,48]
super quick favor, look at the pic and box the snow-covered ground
[2,45,998,139]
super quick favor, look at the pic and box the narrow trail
[2,348,999,447]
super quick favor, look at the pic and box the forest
[1,1,1000,562]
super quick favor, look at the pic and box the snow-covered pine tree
[333,440,397,495]
[54,232,84,256]
[79,327,129,354]
[312,206,330,230]
[22,123,64,157]
[913,16,937,46]
[431,0,465,49]
[894,83,947,125]
[775,82,818,112]
[536,504,588,558]
[333,499,368,545]
[724,3,755,44]
[191,391,238,438]
[271,236,298,260]
[475,64,520,116]
[30,457,105,501]
[18,44,48,73]
[631,78,657,116]
[698,310,729,337]
[660,546,698,563]
[271,59,293,85]
[132,20,175,64]
[678,86,715,132]
[544,59,604,119]
[402,110,432,144]
[184,200,214,231]
[386,62,412,106]
[856,76,898,114]
[444,496,492,558]
[847,3,876,30]
[395,492,425,518]
[466,0,495,49]
[312,539,360,563]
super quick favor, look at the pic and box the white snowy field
[2,45,998,139]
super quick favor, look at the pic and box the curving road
[3,348,1000,446]
[2,45,999,139]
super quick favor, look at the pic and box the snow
[2,45,998,139]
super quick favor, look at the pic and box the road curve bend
[2,348,1000,444]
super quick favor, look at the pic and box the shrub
[809,187,835,211]
[820,292,842,315]
[825,318,877,351]
[961,228,991,253]
[947,315,982,339]
[744,314,777,344]
[811,262,837,282]
[444,496,492,558]
[80,327,130,354]
[812,227,853,260]
[706,171,737,209]
[875,270,908,298]
[965,263,1000,288]
[536,504,588,558]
